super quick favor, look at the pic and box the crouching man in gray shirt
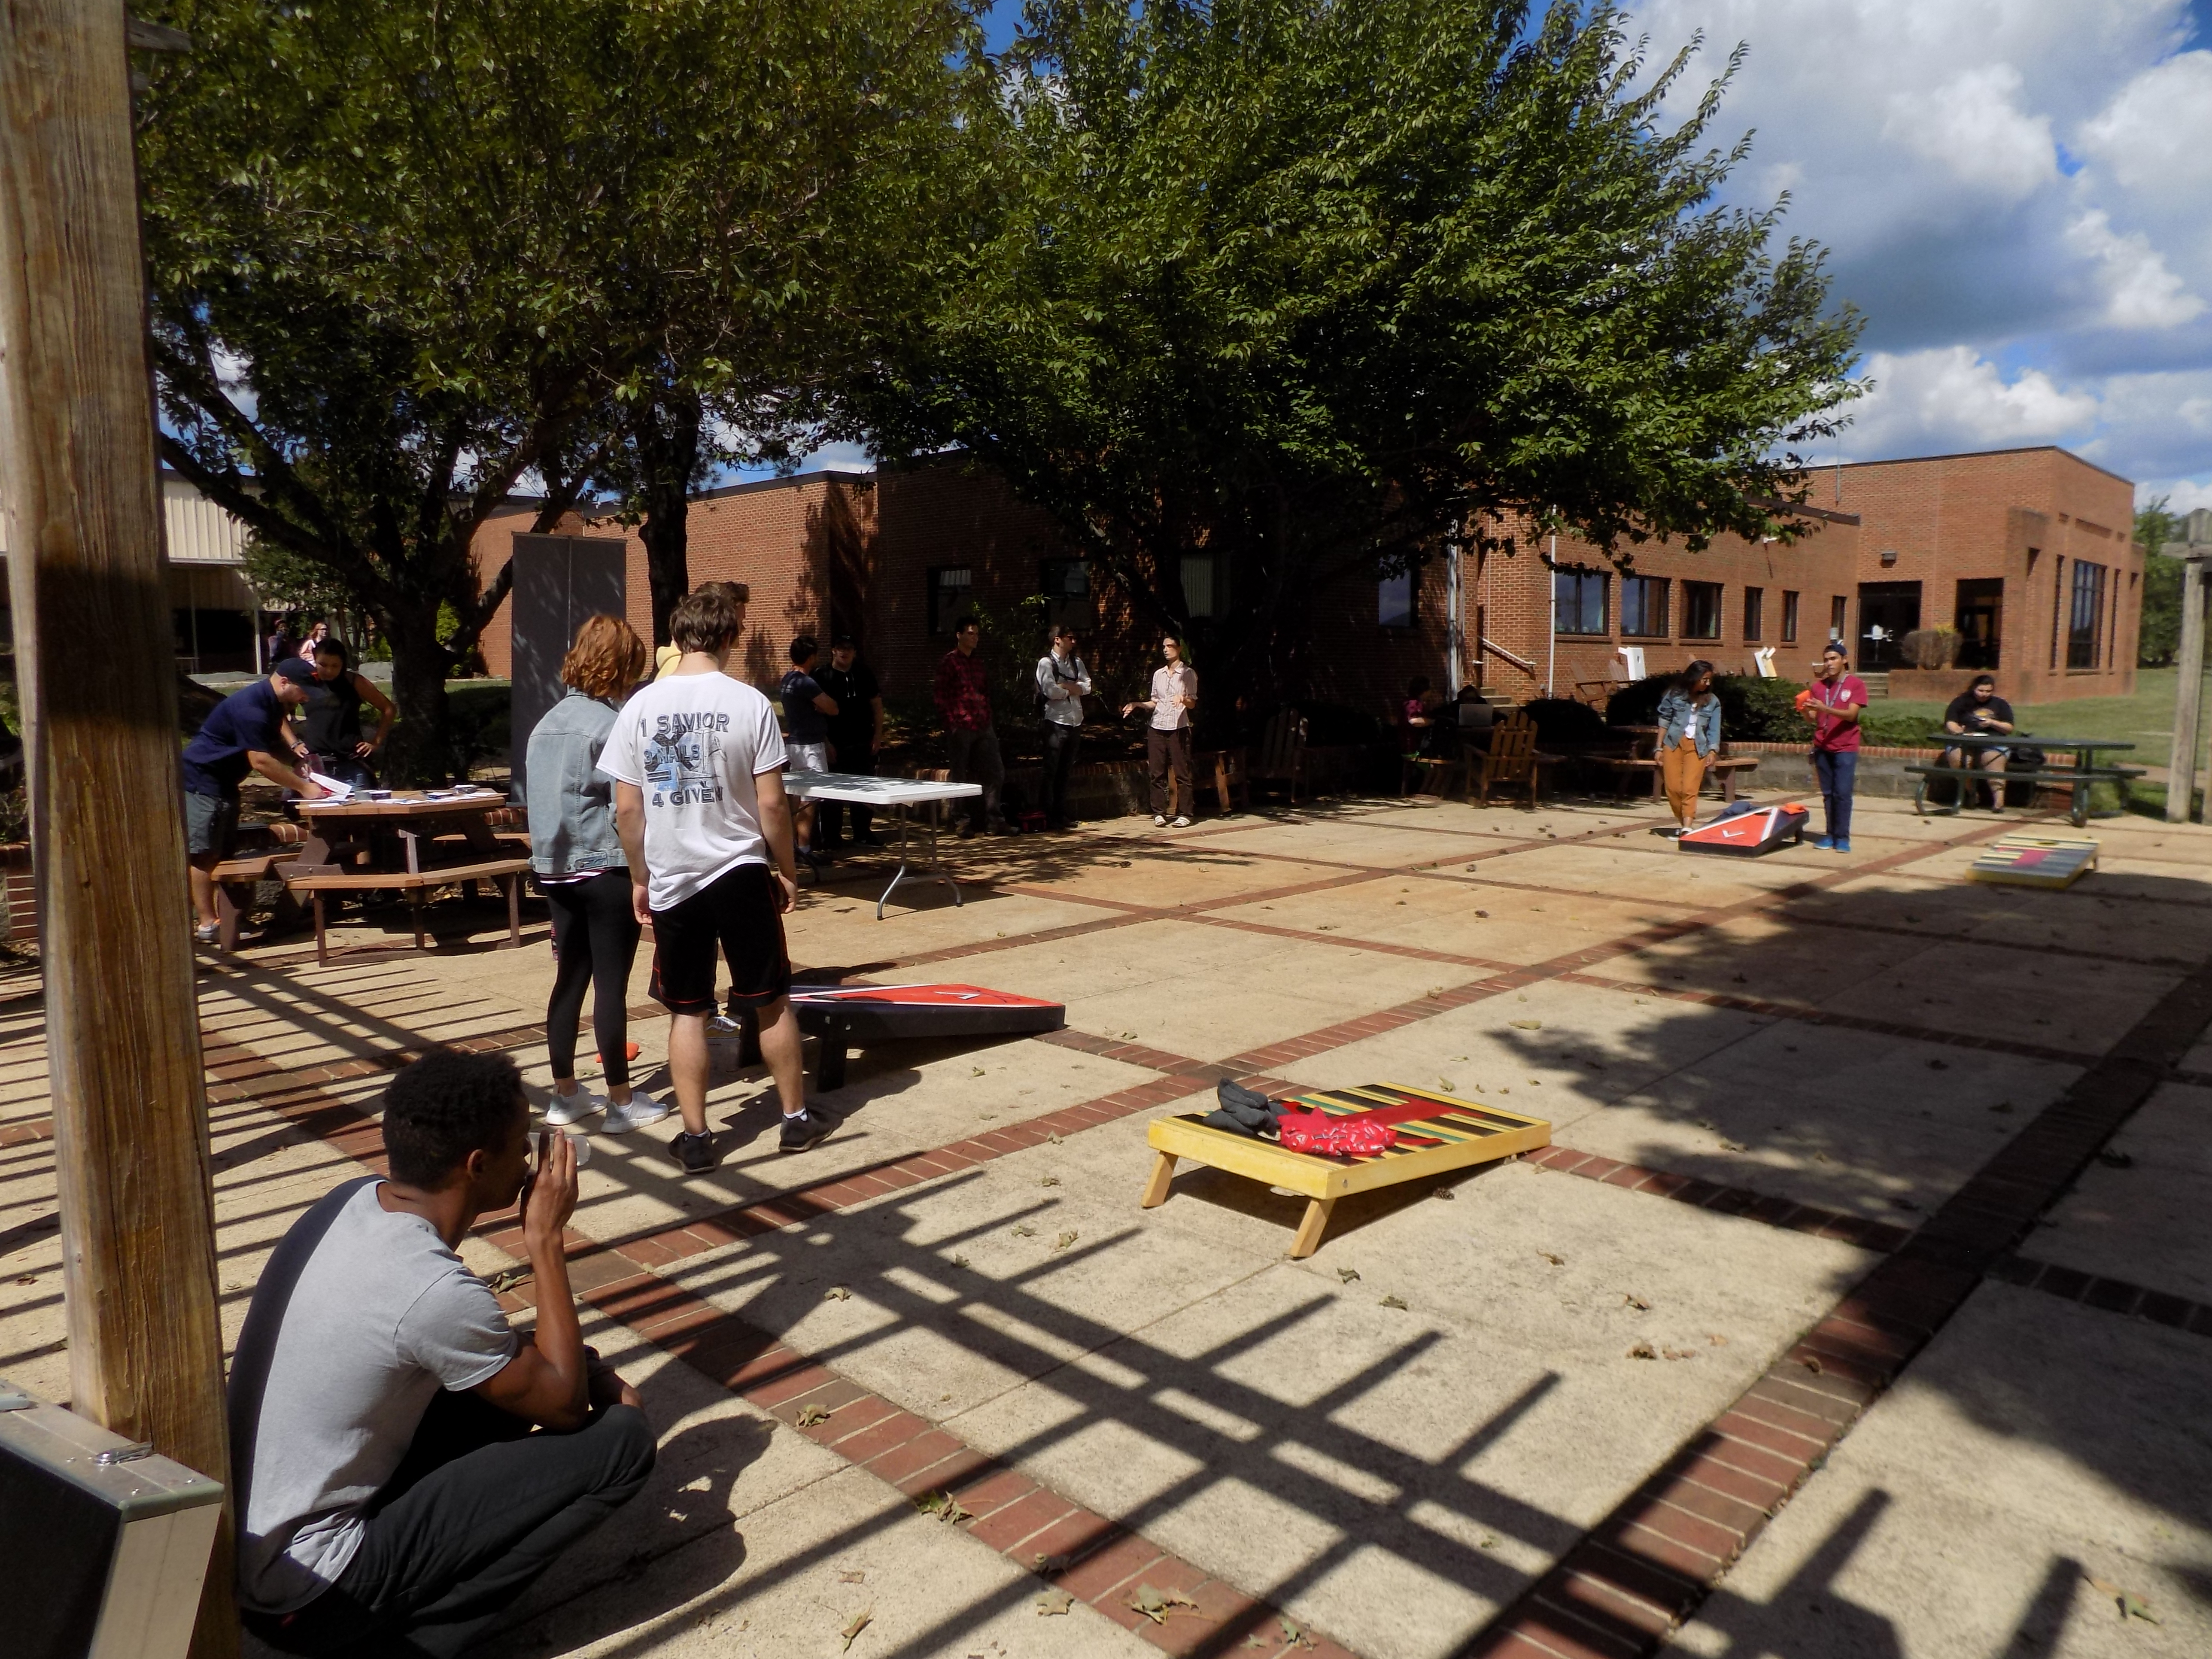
[231,1050,654,1656]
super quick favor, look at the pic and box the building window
[1682,581,1723,640]
[1184,554,1223,620]
[1376,565,1414,629]
[1781,590,1799,643]
[1553,570,1608,636]
[1743,586,1764,641]
[1829,596,1848,642]
[1037,558,1089,599]
[2051,555,2065,669]
[1620,575,1669,638]
[927,565,971,636]
[2068,559,2106,669]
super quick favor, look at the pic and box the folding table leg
[1139,1152,1178,1209]
[410,890,425,950]
[505,872,520,946]
[313,892,328,967]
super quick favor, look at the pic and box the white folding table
[784,772,984,918]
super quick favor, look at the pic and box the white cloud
[2064,209,2205,328]
[2076,49,2212,194]
[1882,65,2056,201]
[2136,476,2212,515]
[1846,347,2100,456]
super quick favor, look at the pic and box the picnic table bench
[278,789,529,963]
[207,845,300,951]
[1906,733,2141,829]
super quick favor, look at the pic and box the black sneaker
[672,1130,719,1173]
[778,1109,833,1153]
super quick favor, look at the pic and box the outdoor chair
[1249,709,1309,803]
[1470,710,1557,808]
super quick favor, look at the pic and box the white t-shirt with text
[598,671,787,910]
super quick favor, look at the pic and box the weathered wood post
[2160,508,2212,824]
[0,3,234,1654]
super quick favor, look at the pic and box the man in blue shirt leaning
[182,658,326,944]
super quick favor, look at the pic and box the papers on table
[307,772,355,800]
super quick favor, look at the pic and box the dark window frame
[2067,559,2107,670]
[1553,570,1609,636]
[1376,565,1415,630]
[927,565,972,637]
[1620,575,1671,639]
[1742,586,1765,642]
[1682,581,1723,640]
[1781,589,1800,644]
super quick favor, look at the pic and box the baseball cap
[272,658,318,685]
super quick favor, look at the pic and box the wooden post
[0,5,234,1656]
[2160,510,2212,825]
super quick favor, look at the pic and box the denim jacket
[1656,688,1722,759]
[526,690,626,877]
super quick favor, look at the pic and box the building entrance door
[1856,581,1922,668]
[1954,578,2004,669]
[508,533,628,796]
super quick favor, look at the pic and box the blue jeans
[1814,748,1856,842]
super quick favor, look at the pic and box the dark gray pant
[246,1391,655,1657]
[1147,726,1193,818]
[1041,723,1081,827]
[946,727,1003,830]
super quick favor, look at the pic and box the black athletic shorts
[648,862,790,1017]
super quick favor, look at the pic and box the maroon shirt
[935,648,992,732]
[1810,674,1866,754]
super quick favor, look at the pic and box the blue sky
[813,2,2212,514]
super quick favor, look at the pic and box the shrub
[1604,672,1811,743]
[1294,701,1382,747]
[1522,698,1608,745]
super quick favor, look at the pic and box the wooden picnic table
[281,787,529,963]
[1908,734,2141,829]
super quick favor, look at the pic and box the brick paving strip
[1986,1252,2212,1339]
[1465,956,2212,1659]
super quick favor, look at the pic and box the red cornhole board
[1679,803,1808,857]
[731,983,1066,1088]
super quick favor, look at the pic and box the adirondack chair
[1470,710,1556,808]
[1249,709,1309,802]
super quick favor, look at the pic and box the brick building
[471,444,2142,716]
[1825,446,2142,703]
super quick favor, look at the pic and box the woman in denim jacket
[1654,660,1721,837]
[527,615,665,1132]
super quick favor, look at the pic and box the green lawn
[1865,666,2201,757]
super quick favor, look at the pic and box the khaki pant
[1661,733,1709,824]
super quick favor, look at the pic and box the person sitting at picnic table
[299,635,396,791]
[231,1050,654,1657]
[1655,659,1721,838]
[1942,673,2015,810]
[529,615,667,1136]
[182,659,326,946]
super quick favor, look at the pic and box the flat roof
[1819,444,2134,489]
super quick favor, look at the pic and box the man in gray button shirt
[1034,623,1091,831]
[232,1051,654,1656]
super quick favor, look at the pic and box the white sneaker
[1170,816,1191,829]
[602,1091,674,1133]
[1153,814,1168,827]
[708,1013,743,1035]
[543,1088,605,1127]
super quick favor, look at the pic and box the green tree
[2137,495,2184,666]
[851,0,1862,711]
[140,0,987,774]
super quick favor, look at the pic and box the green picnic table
[1907,733,2142,829]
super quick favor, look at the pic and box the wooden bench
[1469,712,1559,808]
[1141,1082,1552,1257]
[208,848,301,951]
[1591,750,1760,804]
[1906,763,2143,830]
[283,856,531,965]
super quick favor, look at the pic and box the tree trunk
[635,388,702,647]
[383,609,456,784]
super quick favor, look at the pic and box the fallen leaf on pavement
[1033,1552,1069,1574]
[1337,1267,1361,1282]
[950,1255,970,1268]
[2084,1576,2159,1623]
[1052,1231,1079,1252]
[1540,1252,1565,1266]
[1624,1293,1651,1311]
[1130,1584,1199,1625]
[841,1608,872,1650]
[1011,1224,1036,1237]
[1048,1132,1063,1144]
[1280,1616,1316,1649]
[796,1404,833,1427]
[839,1570,867,1583]
[1040,1176,1060,1187]
[1510,1019,1542,1030]
[824,1285,851,1301]
[915,1490,974,1525]
[1628,1341,1658,1360]
[1036,1591,1075,1616]
[1379,1294,1409,1310]
[1800,1355,1824,1376]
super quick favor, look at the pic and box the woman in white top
[1122,634,1199,828]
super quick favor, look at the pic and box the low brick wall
[1730,741,1949,799]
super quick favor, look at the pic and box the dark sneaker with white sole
[671,1130,719,1173]
[778,1109,833,1153]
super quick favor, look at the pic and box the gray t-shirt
[238,1183,517,1613]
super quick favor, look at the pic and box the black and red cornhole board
[1678,803,1808,857]
[730,983,1065,1088]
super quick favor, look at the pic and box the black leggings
[543,870,641,1089]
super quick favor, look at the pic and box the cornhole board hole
[726,983,1065,1089]
[1141,1083,1552,1258]
[1967,833,2099,890]
[1679,802,1808,857]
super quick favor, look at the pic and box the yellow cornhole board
[1141,1082,1552,1258]
[1967,833,2099,890]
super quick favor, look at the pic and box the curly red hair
[560,614,649,701]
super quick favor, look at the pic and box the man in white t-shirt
[231,1050,653,1656]
[600,586,827,1169]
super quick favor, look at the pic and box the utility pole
[0,5,234,1656]
[2160,508,2212,825]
